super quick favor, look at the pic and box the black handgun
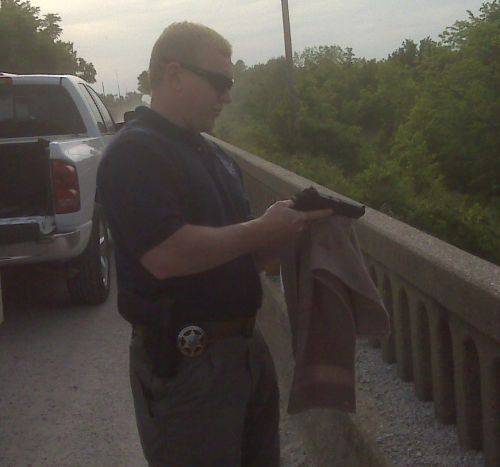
[291,186,365,219]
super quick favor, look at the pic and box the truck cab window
[85,85,115,132]
[0,85,85,138]
[78,83,107,133]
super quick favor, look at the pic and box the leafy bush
[214,1,499,264]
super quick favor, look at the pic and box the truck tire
[67,205,111,305]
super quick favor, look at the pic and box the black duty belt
[134,317,255,358]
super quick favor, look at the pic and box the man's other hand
[257,199,332,246]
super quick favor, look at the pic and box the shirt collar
[134,105,205,147]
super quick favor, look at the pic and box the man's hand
[256,199,332,248]
[252,199,332,275]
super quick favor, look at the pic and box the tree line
[0,0,144,120]
[2,0,498,263]
[0,0,96,82]
[213,1,499,264]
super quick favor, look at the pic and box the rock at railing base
[259,276,484,467]
[259,276,391,467]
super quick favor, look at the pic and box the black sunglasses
[167,60,234,94]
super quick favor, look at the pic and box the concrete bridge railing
[209,136,500,466]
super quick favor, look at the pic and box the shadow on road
[1,265,83,326]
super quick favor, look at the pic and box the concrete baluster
[410,298,433,401]
[476,337,500,466]
[428,304,456,424]
[450,317,482,451]
[393,284,413,382]
[221,136,499,462]
[368,265,381,348]
[0,271,4,325]
[381,275,396,364]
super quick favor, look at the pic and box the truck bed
[0,139,53,219]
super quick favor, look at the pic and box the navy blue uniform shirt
[97,106,262,322]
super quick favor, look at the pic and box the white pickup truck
[0,73,122,307]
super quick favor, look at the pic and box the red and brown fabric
[280,216,389,414]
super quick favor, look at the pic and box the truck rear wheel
[67,205,111,305]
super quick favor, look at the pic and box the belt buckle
[177,325,206,357]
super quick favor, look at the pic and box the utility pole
[281,0,298,148]
[115,71,122,99]
[281,0,293,71]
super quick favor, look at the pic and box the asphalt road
[0,265,307,467]
[0,265,145,466]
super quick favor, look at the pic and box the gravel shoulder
[356,341,484,466]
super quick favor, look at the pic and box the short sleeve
[209,140,255,222]
[231,155,255,221]
[97,137,187,259]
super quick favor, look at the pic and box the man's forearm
[141,219,273,279]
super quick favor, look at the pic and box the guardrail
[208,136,500,466]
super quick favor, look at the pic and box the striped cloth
[280,216,390,414]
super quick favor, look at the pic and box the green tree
[215,2,499,263]
[233,59,247,78]
[0,0,96,82]
[100,91,144,121]
[76,58,96,83]
[399,0,500,199]
[137,70,150,95]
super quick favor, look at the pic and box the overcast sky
[33,0,485,95]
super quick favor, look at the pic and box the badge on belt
[177,325,206,357]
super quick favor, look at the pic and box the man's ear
[163,62,183,91]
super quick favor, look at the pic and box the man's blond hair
[149,22,232,90]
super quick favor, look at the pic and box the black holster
[118,289,180,379]
[140,324,180,379]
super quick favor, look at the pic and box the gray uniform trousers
[129,326,280,466]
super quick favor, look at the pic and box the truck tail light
[51,160,81,214]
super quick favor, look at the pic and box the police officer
[97,22,332,467]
